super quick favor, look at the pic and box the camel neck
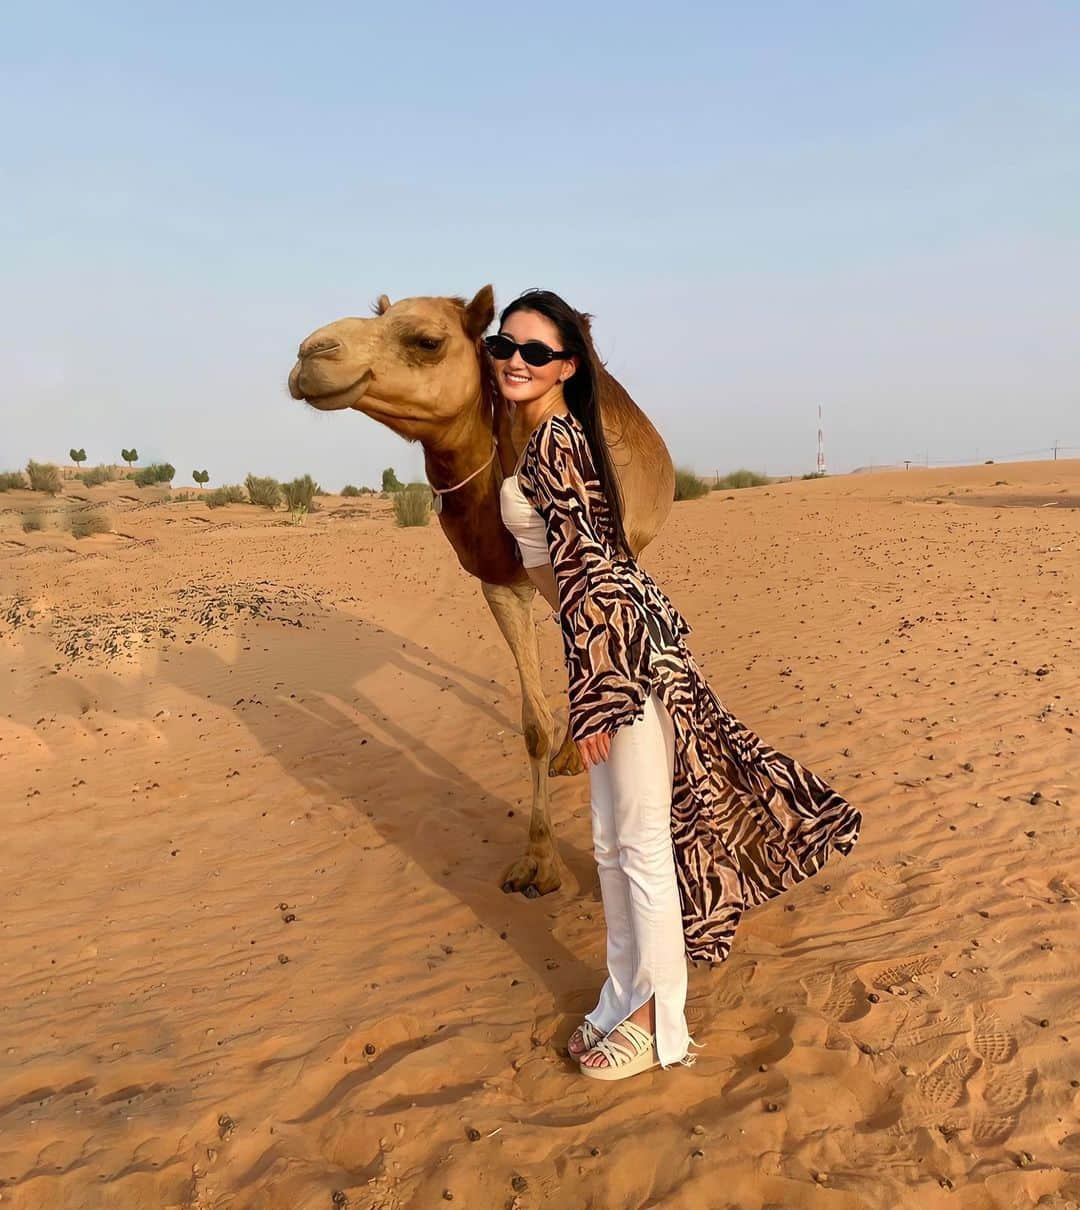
[422,393,496,497]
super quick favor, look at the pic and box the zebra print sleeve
[518,417,653,744]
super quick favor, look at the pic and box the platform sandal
[567,1018,606,1058]
[578,1019,661,1081]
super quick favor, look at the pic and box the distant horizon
[13,446,1080,496]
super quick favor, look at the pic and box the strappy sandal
[567,1018,606,1058]
[578,1019,660,1081]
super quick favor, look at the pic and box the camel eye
[413,334,444,352]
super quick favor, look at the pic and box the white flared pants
[583,688,692,1069]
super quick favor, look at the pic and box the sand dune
[1,460,1077,1209]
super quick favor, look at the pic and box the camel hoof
[500,851,561,897]
[549,733,584,778]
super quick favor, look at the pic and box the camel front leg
[481,579,561,897]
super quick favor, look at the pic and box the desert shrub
[70,508,112,538]
[133,462,175,487]
[673,467,710,501]
[245,473,282,508]
[381,467,404,493]
[171,490,197,502]
[715,469,770,489]
[340,484,361,497]
[206,484,246,509]
[26,460,63,494]
[193,469,210,486]
[21,508,47,532]
[282,474,319,512]
[121,448,139,467]
[77,463,117,487]
[69,448,87,469]
[801,471,826,481]
[392,482,432,527]
[0,471,27,491]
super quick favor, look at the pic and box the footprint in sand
[967,1005,1031,1147]
[971,1008,1019,1064]
[799,968,865,1023]
[916,1046,981,1110]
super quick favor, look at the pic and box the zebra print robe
[517,412,862,965]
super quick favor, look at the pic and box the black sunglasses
[483,333,574,367]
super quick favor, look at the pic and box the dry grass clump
[282,474,320,512]
[0,471,28,491]
[77,464,119,487]
[714,469,770,489]
[392,483,433,527]
[674,468,710,501]
[206,484,247,509]
[26,460,63,494]
[69,508,113,538]
[21,508,47,532]
[245,474,282,509]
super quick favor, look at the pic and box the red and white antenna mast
[816,404,826,475]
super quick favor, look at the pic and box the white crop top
[499,474,551,568]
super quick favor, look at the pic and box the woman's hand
[578,731,613,767]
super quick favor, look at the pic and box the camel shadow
[35,603,600,1002]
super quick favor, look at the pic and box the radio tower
[816,404,826,475]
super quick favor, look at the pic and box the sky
[2,2,1078,488]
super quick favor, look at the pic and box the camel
[288,286,676,897]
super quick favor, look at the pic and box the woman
[492,289,861,1082]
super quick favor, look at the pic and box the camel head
[288,286,496,443]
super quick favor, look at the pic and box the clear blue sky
[3,2,1078,487]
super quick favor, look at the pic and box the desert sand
[1,460,1077,1210]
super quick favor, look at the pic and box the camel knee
[523,721,550,760]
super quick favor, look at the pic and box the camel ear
[377,294,392,315]
[463,284,495,340]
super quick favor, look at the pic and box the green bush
[0,471,27,491]
[245,473,282,508]
[392,482,432,527]
[206,484,247,509]
[282,474,319,512]
[340,484,361,497]
[133,462,175,487]
[381,467,404,493]
[77,463,117,487]
[673,467,710,501]
[714,469,770,489]
[26,460,63,494]
[800,471,827,481]
[70,508,112,538]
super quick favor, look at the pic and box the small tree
[121,448,139,467]
[69,448,87,470]
[193,469,210,486]
[381,466,404,493]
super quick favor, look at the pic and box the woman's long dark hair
[496,289,633,559]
